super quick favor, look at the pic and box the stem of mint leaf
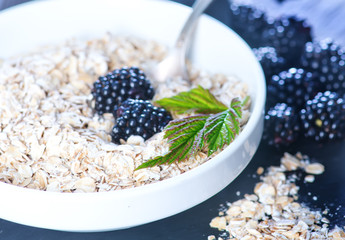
[241,96,250,107]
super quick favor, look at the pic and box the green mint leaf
[135,98,243,170]
[135,115,208,170]
[164,114,209,150]
[204,98,242,156]
[155,85,228,114]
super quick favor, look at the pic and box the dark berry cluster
[262,16,312,66]
[267,68,319,109]
[263,103,300,147]
[92,66,154,115]
[252,47,286,81]
[300,39,345,97]
[228,2,345,146]
[228,2,312,70]
[111,99,172,144]
[300,91,345,141]
[91,66,172,144]
[228,3,269,48]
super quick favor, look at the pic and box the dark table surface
[0,0,344,239]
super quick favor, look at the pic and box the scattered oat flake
[210,216,227,231]
[256,166,264,175]
[304,174,315,183]
[305,162,325,175]
[281,152,302,171]
[208,152,345,239]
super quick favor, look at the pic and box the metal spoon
[152,0,214,82]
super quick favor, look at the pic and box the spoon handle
[175,0,214,48]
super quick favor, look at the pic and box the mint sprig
[136,86,243,170]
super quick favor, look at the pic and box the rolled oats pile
[209,152,345,240]
[0,33,250,192]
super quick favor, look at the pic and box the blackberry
[111,99,172,143]
[263,103,301,147]
[262,16,312,66]
[253,46,287,82]
[300,39,345,97]
[300,91,345,142]
[92,66,154,115]
[228,3,269,48]
[267,68,319,110]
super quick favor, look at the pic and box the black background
[0,0,344,239]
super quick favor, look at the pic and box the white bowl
[0,0,265,232]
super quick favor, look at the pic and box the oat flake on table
[208,152,345,240]
[0,33,250,193]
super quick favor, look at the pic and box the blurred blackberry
[263,103,301,147]
[262,16,312,66]
[300,91,345,142]
[92,66,154,115]
[111,99,172,144]
[300,39,345,96]
[267,68,320,110]
[253,46,287,82]
[228,3,269,48]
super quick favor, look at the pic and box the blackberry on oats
[111,99,172,144]
[92,66,154,115]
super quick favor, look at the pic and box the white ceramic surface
[0,0,266,232]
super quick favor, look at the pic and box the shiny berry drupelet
[263,103,301,147]
[253,46,287,82]
[111,99,172,144]
[300,39,345,97]
[92,66,154,115]
[300,91,345,142]
[267,68,319,110]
